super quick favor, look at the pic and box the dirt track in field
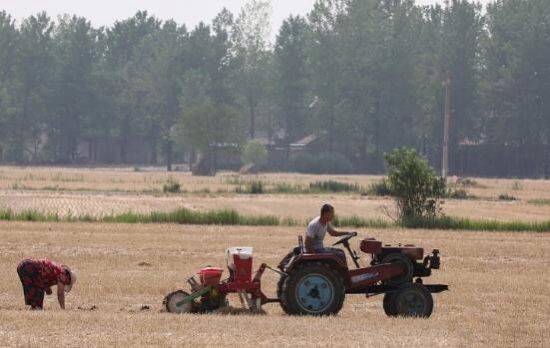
[0,222,548,347]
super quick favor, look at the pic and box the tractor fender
[283,253,349,286]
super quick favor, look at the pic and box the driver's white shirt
[306,217,329,250]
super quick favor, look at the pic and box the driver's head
[320,204,335,223]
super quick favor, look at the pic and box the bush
[290,152,354,174]
[498,193,517,201]
[272,183,303,193]
[163,177,181,193]
[249,181,264,194]
[241,140,268,168]
[456,177,479,187]
[236,180,264,194]
[384,147,445,221]
[365,179,392,196]
[511,181,523,190]
[446,188,469,199]
[309,180,360,193]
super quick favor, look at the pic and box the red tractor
[164,234,447,317]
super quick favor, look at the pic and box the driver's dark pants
[315,247,346,264]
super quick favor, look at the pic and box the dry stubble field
[0,166,549,347]
[0,222,548,347]
[1,166,550,222]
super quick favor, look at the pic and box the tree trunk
[248,97,256,139]
[165,141,173,172]
[328,104,335,153]
[150,141,158,165]
[120,113,130,164]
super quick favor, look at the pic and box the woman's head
[62,266,77,292]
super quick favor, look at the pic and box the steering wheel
[332,232,358,246]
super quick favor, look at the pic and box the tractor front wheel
[164,290,194,314]
[280,262,345,316]
[390,283,433,318]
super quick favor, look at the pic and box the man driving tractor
[305,204,357,259]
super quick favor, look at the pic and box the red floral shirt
[34,259,70,288]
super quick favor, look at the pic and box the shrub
[290,152,354,174]
[241,140,268,167]
[446,188,469,199]
[249,181,264,194]
[272,183,303,193]
[162,177,181,193]
[498,193,517,201]
[511,181,523,190]
[457,177,479,187]
[309,180,360,193]
[365,179,392,196]
[384,147,445,221]
[236,180,264,194]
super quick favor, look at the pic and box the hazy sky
[1,0,493,37]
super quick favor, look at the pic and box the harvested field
[0,222,548,347]
[1,167,549,224]
[1,190,550,223]
[0,166,549,346]
[1,166,549,200]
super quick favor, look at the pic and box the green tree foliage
[47,15,101,162]
[0,11,18,161]
[385,147,445,221]
[308,0,347,153]
[179,16,244,155]
[241,139,268,167]
[483,0,550,145]
[105,11,161,163]
[274,15,311,165]
[0,0,548,172]
[233,0,272,139]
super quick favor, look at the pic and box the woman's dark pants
[16,260,45,309]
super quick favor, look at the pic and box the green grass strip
[401,216,550,232]
[0,208,280,226]
[0,208,548,232]
[528,199,550,206]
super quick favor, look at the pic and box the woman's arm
[57,283,66,309]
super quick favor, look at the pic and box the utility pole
[442,72,451,178]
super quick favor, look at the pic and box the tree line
[0,0,549,171]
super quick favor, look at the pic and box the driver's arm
[327,224,351,237]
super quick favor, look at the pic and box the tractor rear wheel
[277,275,289,313]
[382,253,414,287]
[164,290,194,314]
[280,262,345,316]
[392,283,433,318]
